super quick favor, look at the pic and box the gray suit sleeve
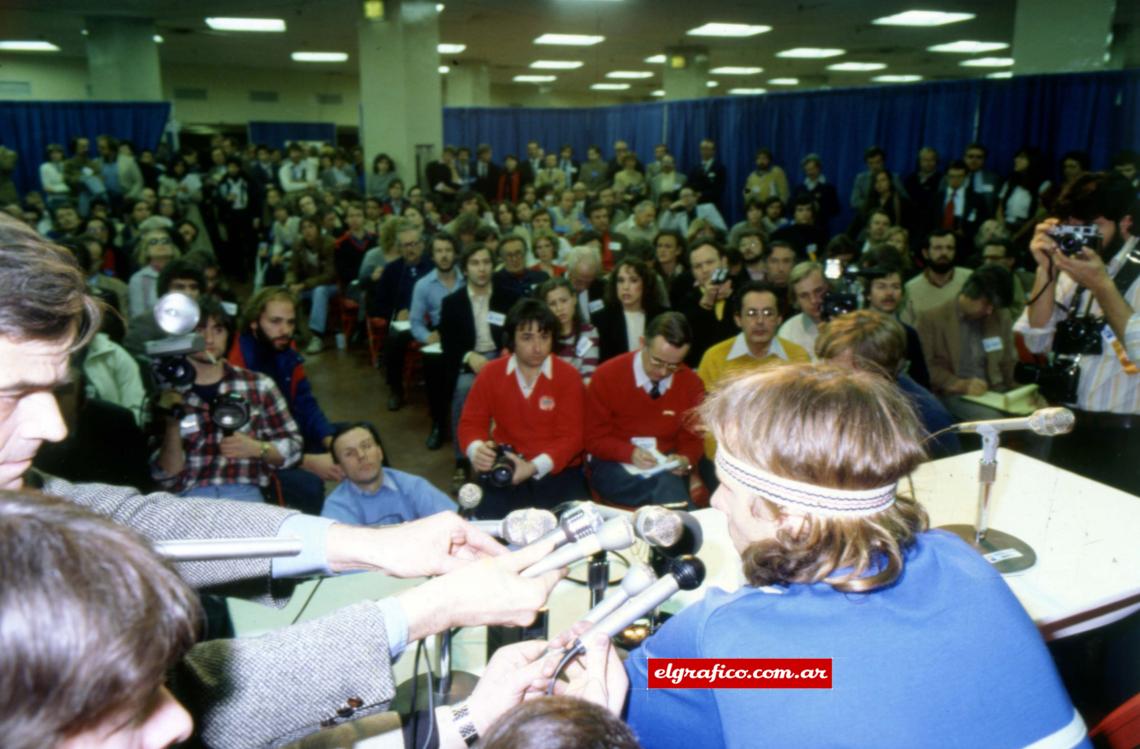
[40,474,300,606]
[174,601,397,749]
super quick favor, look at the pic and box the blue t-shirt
[625,531,1088,749]
[320,468,456,526]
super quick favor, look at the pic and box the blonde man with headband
[624,363,1086,749]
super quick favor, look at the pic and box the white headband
[715,449,897,517]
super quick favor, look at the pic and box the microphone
[572,556,705,646]
[581,563,657,624]
[471,508,558,546]
[521,516,635,578]
[954,407,1075,437]
[537,502,605,547]
[633,506,703,556]
[456,483,483,519]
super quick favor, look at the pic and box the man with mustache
[900,229,972,326]
[862,259,931,390]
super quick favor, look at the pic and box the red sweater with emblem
[585,351,705,467]
[459,355,585,474]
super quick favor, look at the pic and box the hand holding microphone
[522,517,635,578]
[472,508,558,546]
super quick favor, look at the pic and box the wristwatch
[259,441,270,460]
[450,702,479,746]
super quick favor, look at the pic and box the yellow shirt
[697,333,811,458]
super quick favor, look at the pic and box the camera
[481,443,517,488]
[1047,225,1101,256]
[709,267,729,285]
[211,393,251,436]
[1014,359,1080,404]
[145,293,206,391]
[1054,316,1104,356]
[820,259,862,322]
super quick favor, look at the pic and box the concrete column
[445,62,491,107]
[1012,0,1116,74]
[84,16,162,100]
[663,46,709,101]
[358,0,442,189]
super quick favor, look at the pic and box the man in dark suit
[686,138,727,212]
[472,143,501,203]
[521,140,543,186]
[931,160,988,247]
[904,146,943,244]
[793,153,840,234]
[558,143,580,185]
[440,243,520,483]
[678,239,739,366]
[565,245,607,324]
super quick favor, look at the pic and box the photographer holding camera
[1014,173,1140,495]
[152,295,303,501]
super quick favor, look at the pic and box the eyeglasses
[647,354,683,372]
[147,237,172,246]
[398,240,423,250]
[742,308,779,319]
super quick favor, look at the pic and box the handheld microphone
[456,483,483,519]
[581,563,657,624]
[954,407,1075,437]
[521,517,635,578]
[634,506,703,556]
[572,556,705,647]
[537,502,605,547]
[471,508,558,546]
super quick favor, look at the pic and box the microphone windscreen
[503,509,557,546]
[1029,407,1075,436]
[634,506,684,547]
[457,483,484,511]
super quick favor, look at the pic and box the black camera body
[482,443,517,488]
[145,294,205,391]
[1054,317,1104,356]
[1047,225,1101,256]
[1015,359,1080,404]
[709,267,729,286]
[211,393,251,436]
[820,259,862,322]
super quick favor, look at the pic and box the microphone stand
[587,550,609,608]
[156,537,302,561]
[939,428,1037,574]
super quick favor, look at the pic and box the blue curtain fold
[247,121,336,151]
[0,100,171,196]
[443,69,1138,225]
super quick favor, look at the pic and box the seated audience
[410,232,464,450]
[770,194,829,259]
[584,200,633,272]
[128,226,179,317]
[586,312,705,507]
[593,256,664,363]
[624,363,1083,748]
[540,277,600,383]
[901,229,973,325]
[763,239,798,319]
[565,245,606,324]
[459,298,586,518]
[677,240,739,366]
[860,258,932,389]
[152,296,302,501]
[776,261,828,357]
[530,228,565,277]
[495,235,550,298]
[287,216,338,354]
[660,186,727,236]
[321,421,455,526]
[616,200,658,246]
[373,219,434,411]
[915,264,1016,403]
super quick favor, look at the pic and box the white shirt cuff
[532,453,554,480]
[271,514,336,578]
[375,596,409,659]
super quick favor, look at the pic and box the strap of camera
[1089,242,1140,374]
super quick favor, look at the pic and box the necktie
[649,381,661,400]
[942,190,956,229]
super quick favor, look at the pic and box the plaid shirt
[152,362,303,492]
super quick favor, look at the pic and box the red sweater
[585,351,705,467]
[459,356,585,474]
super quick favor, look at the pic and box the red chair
[366,317,389,368]
[1090,692,1140,749]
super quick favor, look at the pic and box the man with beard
[410,233,464,449]
[229,286,343,513]
[1014,173,1140,495]
[901,230,972,325]
[861,257,931,390]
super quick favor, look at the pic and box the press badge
[610,241,622,251]
[180,414,201,437]
[589,298,605,314]
[982,337,1003,353]
[575,335,593,357]
[487,311,506,326]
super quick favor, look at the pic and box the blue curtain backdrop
[247,121,336,151]
[444,69,1138,226]
[0,100,171,196]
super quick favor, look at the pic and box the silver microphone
[581,563,657,624]
[521,517,635,578]
[537,502,605,547]
[456,483,483,518]
[955,407,1075,437]
[633,506,684,547]
[472,508,557,546]
[574,556,705,644]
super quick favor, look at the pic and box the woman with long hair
[592,256,662,362]
[539,276,599,382]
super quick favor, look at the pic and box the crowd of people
[0,126,1136,748]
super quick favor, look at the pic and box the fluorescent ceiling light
[768,77,799,85]
[960,57,1014,67]
[606,70,653,79]
[687,22,770,37]
[531,60,584,69]
[777,47,844,59]
[515,74,557,82]
[154,34,164,43]
[205,17,286,32]
[986,71,1013,79]
[645,54,666,64]
[439,65,450,74]
[928,40,1009,53]
[535,33,605,46]
[729,88,767,95]
[651,89,665,97]
[291,51,348,62]
[711,66,763,75]
[828,62,886,71]
[592,83,630,90]
[873,74,923,82]
[0,40,60,51]
[707,80,719,88]
[438,43,466,54]
[872,10,974,26]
